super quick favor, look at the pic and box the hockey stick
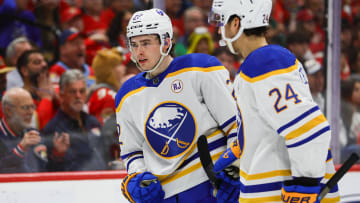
[318,153,360,201]
[197,135,222,195]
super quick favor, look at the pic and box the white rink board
[0,179,128,203]
[0,172,359,202]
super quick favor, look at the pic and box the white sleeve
[199,66,238,145]
[116,101,147,174]
[252,64,330,178]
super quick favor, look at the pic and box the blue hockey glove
[213,140,241,173]
[121,172,165,203]
[211,166,240,203]
[281,177,321,203]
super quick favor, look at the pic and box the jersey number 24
[269,83,302,113]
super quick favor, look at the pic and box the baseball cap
[59,28,84,45]
[60,7,82,24]
[304,59,322,75]
[0,56,14,74]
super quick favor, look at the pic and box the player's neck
[148,55,173,78]
[239,36,268,59]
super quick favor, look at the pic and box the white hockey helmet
[127,8,173,72]
[209,0,272,54]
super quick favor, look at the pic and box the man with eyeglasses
[0,87,46,173]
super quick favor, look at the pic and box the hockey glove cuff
[121,172,165,203]
[213,140,241,173]
[212,166,240,203]
[281,177,321,203]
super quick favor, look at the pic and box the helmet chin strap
[220,26,244,55]
[131,43,172,74]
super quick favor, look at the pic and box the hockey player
[209,0,340,202]
[116,8,240,203]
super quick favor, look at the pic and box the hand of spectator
[35,71,54,100]
[20,129,41,150]
[53,132,70,154]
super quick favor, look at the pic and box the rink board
[0,165,359,203]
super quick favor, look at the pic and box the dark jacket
[42,109,107,171]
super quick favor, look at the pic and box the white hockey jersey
[233,45,340,202]
[115,53,237,198]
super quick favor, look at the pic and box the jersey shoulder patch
[240,45,297,81]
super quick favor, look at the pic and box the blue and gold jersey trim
[239,45,298,83]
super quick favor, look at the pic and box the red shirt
[82,14,107,36]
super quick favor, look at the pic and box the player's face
[129,35,162,71]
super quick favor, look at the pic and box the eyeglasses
[18,104,36,111]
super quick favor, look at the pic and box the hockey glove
[121,172,165,203]
[281,177,321,203]
[212,165,241,203]
[213,140,241,173]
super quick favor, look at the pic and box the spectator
[42,69,106,171]
[100,0,134,28]
[33,0,61,57]
[88,48,124,125]
[340,75,360,162]
[17,49,59,130]
[60,7,84,32]
[286,31,313,62]
[82,0,107,36]
[5,37,33,90]
[186,27,214,55]
[49,28,95,87]
[0,88,47,173]
[106,10,132,48]
[304,59,325,112]
[0,0,42,55]
[175,6,205,56]
[213,47,239,82]
[0,56,14,117]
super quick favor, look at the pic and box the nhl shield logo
[145,102,196,158]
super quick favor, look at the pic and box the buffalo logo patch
[145,102,196,158]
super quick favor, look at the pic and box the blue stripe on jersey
[219,116,236,130]
[239,45,296,78]
[277,106,319,134]
[327,149,332,161]
[121,150,143,160]
[240,181,282,193]
[228,132,237,139]
[177,136,227,170]
[115,53,223,110]
[286,126,330,148]
[126,155,144,171]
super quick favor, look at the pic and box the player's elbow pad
[281,177,321,203]
[213,140,241,173]
[121,172,165,203]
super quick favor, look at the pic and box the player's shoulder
[170,53,223,72]
[240,45,297,82]
[115,73,145,111]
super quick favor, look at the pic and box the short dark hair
[16,49,42,75]
[228,15,268,37]
[286,32,310,45]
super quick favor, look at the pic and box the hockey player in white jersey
[116,8,240,203]
[209,0,340,202]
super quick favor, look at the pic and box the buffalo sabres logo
[145,102,196,158]
[236,105,245,158]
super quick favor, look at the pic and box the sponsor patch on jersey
[145,102,196,158]
[171,79,183,93]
